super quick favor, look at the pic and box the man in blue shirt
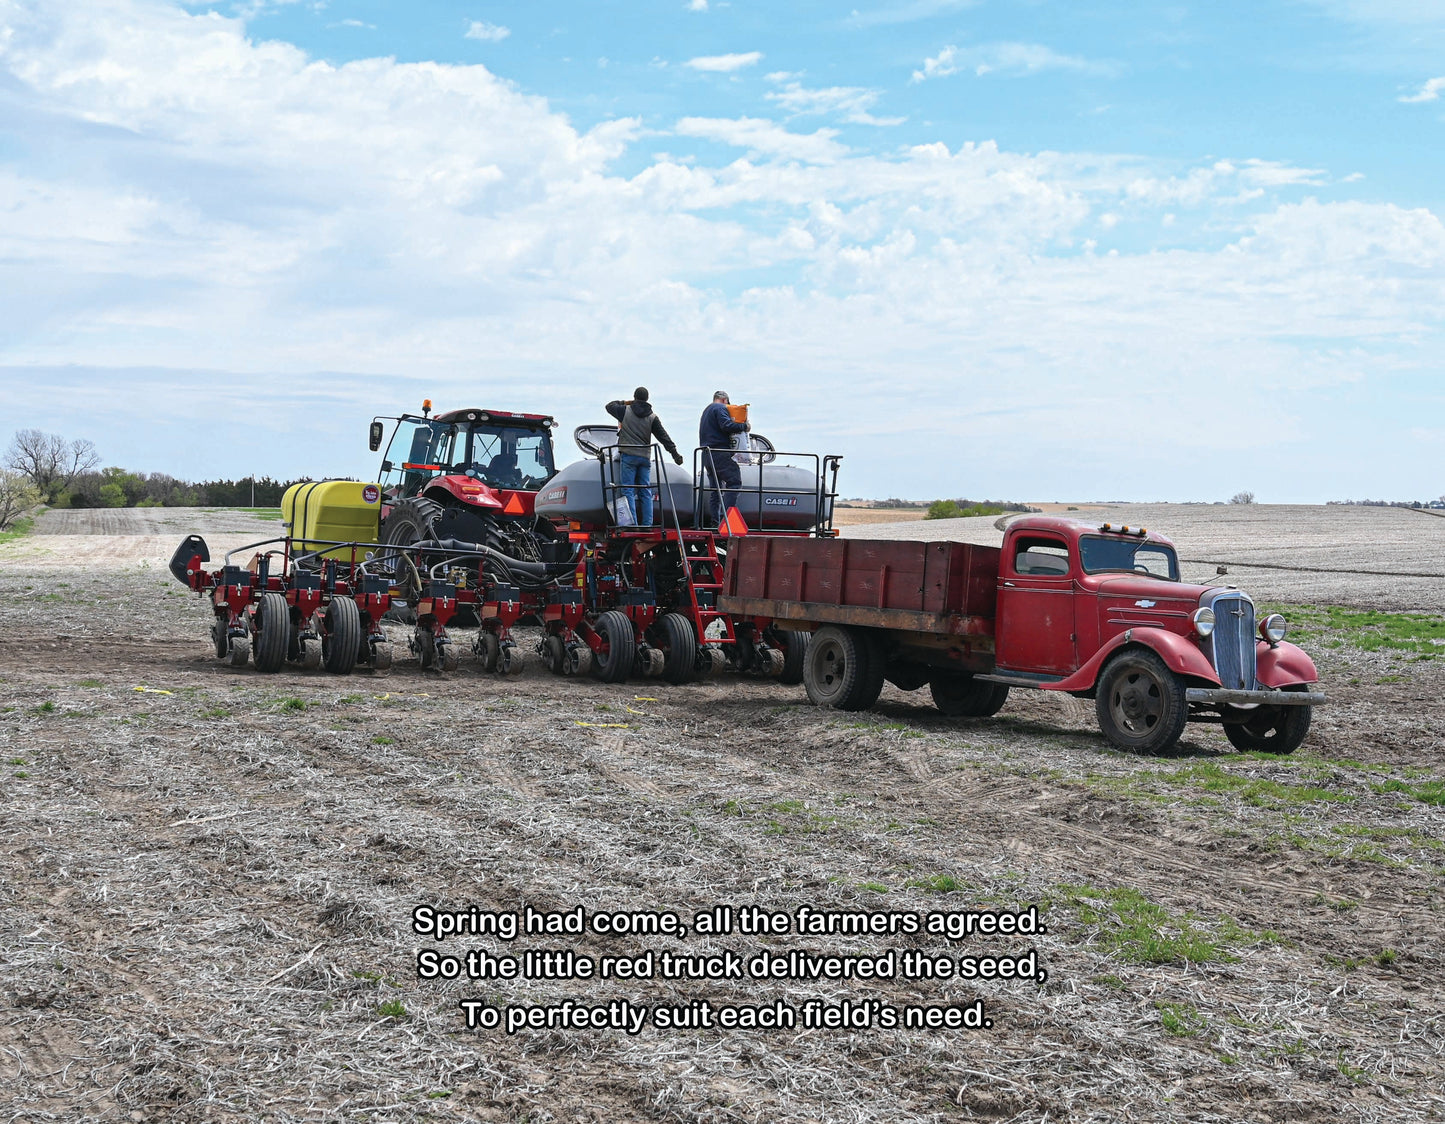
[698,390,749,527]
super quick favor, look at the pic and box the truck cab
[992,516,1321,752]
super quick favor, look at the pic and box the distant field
[833,506,928,525]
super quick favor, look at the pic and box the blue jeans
[618,453,653,526]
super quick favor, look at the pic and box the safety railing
[693,447,842,537]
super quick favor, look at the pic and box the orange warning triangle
[503,493,525,515]
[718,506,748,536]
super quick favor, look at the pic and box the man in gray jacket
[605,388,684,527]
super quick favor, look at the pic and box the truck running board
[975,671,1066,686]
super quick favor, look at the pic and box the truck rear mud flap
[1185,688,1326,707]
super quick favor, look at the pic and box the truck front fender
[1044,627,1220,694]
[1256,640,1319,687]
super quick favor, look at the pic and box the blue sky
[1,0,1442,501]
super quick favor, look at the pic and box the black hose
[410,537,581,589]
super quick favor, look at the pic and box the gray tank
[535,426,829,532]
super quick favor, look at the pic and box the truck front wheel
[1095,649,1188,754]
[1223,688,1311,754]
[929,672,1009,717]
[804,626,884,711]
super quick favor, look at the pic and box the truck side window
[1013,536,1070,576]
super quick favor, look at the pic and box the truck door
[996,533,1076,675]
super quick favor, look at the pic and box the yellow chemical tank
[282,481,383,559]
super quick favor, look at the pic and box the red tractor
[369,401,566,563]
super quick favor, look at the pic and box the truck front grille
[1210,592,1257,690]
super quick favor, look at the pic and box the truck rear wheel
[929,672,1009,717]
[1224,688,1311,754]
[768,628,810,686]
[1095,648,1187,754]
[804,626,883,711]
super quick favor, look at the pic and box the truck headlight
[1192,607,1215,638]
[1260,613,1287,644]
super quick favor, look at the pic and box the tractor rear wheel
[804,626,883,711]
[654,613,697,685]
[253,593,289,673]
[323,597,362,675]
[381,497,443,623]
[592,611,636,683]
[929,672,1009,717]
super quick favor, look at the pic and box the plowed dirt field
[1,507,1441,1123]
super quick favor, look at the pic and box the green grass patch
[34,701,56,715]
[372,735,396,745]
[1150,761,1353,808]
[75,678,104,689]
[1054,885,1278,965]
[200,707,231,719]
[1156,1001,1207,1037]
[229,507,285,520]
[1370,779,1445,806]
[0,515,35,544]
[1260,603,1445,659]
[276,697,307,713]
[857,881,889,893]
[377,999,407,1019]
[906,873,968,894]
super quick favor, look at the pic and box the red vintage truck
[717,516,1325,754]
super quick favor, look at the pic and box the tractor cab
[373,407,558,505]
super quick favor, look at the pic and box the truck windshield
[1080,536,1179,581]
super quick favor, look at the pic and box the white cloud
[335,18,374,29]
[684,51,762,73]
[687,0,708,10]
[765,82,905,126]
[912,42,1115,82]
[0,0,1440,502]
[464,20,510,42]
[1400,76,1445,102]
[674,117,848,163]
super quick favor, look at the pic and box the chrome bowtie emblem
[1134,599,1155,608]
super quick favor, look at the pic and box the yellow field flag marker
[575,721,630,728]
[133,686,173,695]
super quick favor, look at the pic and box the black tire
[1095,648,1188,754]
[775,630,810,686]
[887,660,932,692]
[380,497,443,624]
[253,592,290,673]
[414,629,436,670]
[382,496,443,547]
[1224,689,1311,754]
[476,631,501,672]
[804,625,884,711]
[654,613,697,685]
[591,611,636,683]
[543,634,566,676]
[211,614,229,659]
[323,596,362,675]
[929,672,1009,717]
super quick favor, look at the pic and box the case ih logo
[362,485,380,504]
[541,486,568,504]
[764,496,798,506]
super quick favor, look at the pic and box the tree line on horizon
[2,428,305,521]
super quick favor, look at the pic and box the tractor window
[1080,536,1179,581]
[466,426,556,490]
[379,419,454,498]
[1012,536,1071,577]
